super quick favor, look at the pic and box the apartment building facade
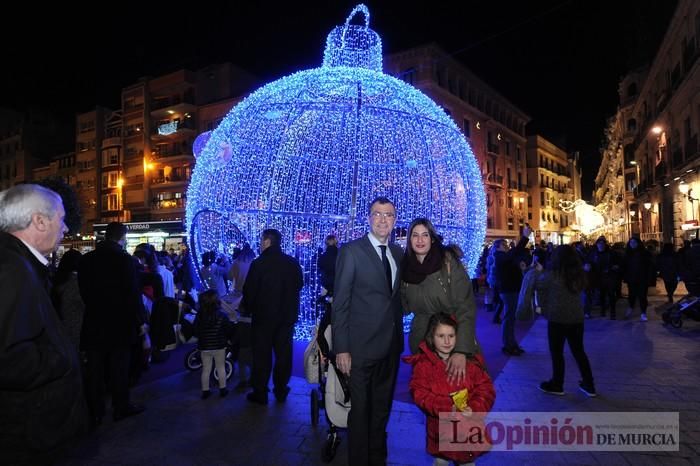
[596,0,700,246]
[526,135,576,244]
[385,44,531,240]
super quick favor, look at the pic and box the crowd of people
[2,184,697,466]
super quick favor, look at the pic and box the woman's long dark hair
[549,244,585,293]
[404,217,463,260]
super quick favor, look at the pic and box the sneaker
[624,307,633,319]
[201,390,211,400]
[640,313,648,322]
[579,382,598,397]
[538,381,565,396]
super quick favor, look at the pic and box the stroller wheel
[310,388,320,427]
[662,310,671,324]
[184,348,202,371]
[214,359,234,381]
[321,431,341,463]
[671,317,683,328]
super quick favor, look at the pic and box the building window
[102,149,119,167]
[463,119,470,138]
[507,218,514,230]
[528,212,532,220]
[540,192,545,205]
[102,194,119,211]
[102,172,119,189]
[400,67,417,85]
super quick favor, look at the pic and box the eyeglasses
[370,212,396,219]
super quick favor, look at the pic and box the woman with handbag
[401,218,480,383]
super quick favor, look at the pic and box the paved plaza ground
[58,287,700,465]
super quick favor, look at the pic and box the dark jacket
[332,235,404,359]
[401,253,478,355]
[242,245,303,326]
[494,235,529,293]
[586,246,621,288]
[403,341,495,464]
[78,240,145,349]
[622,246,653,285]
[194,309,234,351]
[0,232,87,462]
[317,245,338,293]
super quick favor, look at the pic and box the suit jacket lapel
[359,235,386,284]
[389,244,403,296]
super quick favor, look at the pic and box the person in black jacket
[317,234,338,294]
[79,222,146,424]
[0,184,87,465]
[494,226,531,355]
[622,236,653,322]
[242,229,303,404]
[194,290,234,399]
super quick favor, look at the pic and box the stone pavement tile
[620,453,693,465]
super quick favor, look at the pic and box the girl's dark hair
[549,244,585,293]
[197,289,221,319]
[423,312,458,352]
[54,248,82,286]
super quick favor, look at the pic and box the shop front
[93,221,187,254]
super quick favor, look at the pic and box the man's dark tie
[379,245,392,292]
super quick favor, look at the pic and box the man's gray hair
[0,184,62,233]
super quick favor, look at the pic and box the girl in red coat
[404,313,496,466]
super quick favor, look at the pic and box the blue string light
[186,4,486,340]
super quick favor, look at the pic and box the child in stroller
[310,294,350,463]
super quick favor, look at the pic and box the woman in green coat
[401,218,480,383]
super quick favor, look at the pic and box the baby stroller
[662,280,700,328]
[309,296,351,463]
[180,305,235,381]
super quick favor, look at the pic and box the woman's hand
[446,352,467,384]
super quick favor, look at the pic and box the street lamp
[643,202,652,210]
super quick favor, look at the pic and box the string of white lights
[187,4,486,340]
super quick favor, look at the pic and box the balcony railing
[151,198,186,210]
[151,95,195,111]
[151,176,190,185]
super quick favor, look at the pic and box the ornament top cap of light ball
[186,4,486,339]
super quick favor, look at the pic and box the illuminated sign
[158,121,178,135]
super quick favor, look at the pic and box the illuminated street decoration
[193,131,211,158]
[158,121,179,135]
[186,4,486,339]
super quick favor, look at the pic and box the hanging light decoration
[186,4,486,339]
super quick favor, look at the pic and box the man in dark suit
[0,184,87,465]
[243,228,303,404]
[79,222,146,424]
[333,196,404,466]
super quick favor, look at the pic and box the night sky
[0,0,678,198]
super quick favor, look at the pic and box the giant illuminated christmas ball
[186,4,486,338]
